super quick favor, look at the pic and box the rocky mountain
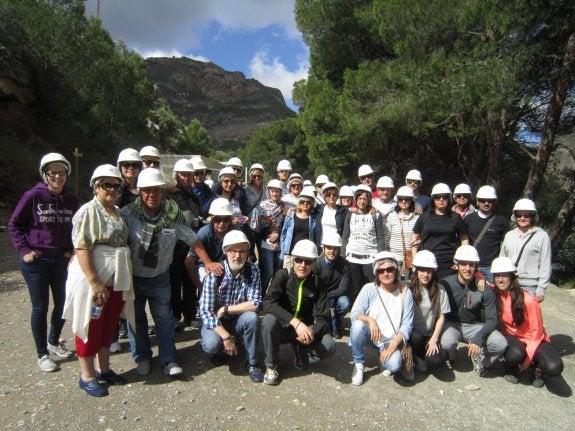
[145,57,296,149]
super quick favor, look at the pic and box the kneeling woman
[63,165,135,397]
[409,251,450,372]
[350,252,414,385]
[491,257,563,387]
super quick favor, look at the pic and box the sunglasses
[212,216,232,224]
[324,192,338,198]
[300,200,313,205]
[290,183,303,188]
[221,179,236,184]
[454,194,470,199]
[514,212,533,219]
[397,197,412,202]
[121,162,141,169]
[252,174,263,179]
[143,159,160,167]
[477,199,495,204]
[433,194,451,201]
[359,175,372,181]
[294,257,314,265]
[193,171,205,176]
[46,170,68,178]
[406,180,421,185]
[232,167,242,173]
[377,266,396,274]
[99,182,122,191]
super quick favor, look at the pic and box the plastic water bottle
[91,302,103,320]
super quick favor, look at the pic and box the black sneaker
[293,344,309,371]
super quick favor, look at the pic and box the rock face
[145,57,296,149]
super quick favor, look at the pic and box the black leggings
[411,329,444,369]
[504,335,563,376]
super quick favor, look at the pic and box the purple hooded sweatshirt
[8,182,79,258]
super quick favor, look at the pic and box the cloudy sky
[84,0,309,110]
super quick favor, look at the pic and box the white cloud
[140,49,210,63]
[249,50,308,107]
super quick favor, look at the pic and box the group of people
[7,150,563,397]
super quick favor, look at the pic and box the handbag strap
[375,284,407,336]
[472,215,495,247]
[514,232,535,267]
[399,218,408,261]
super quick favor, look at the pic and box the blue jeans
[128,271,177,365]
[259,247,281,294]
[477,266,494,284]
[19,255,69,358]
[329,295,350,331]
[350,320,402,372]
[200,311,260,366]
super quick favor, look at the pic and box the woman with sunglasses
[350,251,414,385]
[257,179,287,291]
[63,165,133,396]
[117,148,143,208]
[491,257,562,387]
[386,186,419,280]
[280,187,318,269]
[499,199,551,302]
[314,182,347,249]
[210,167,250,227]
[342,185,386,301]
[281,173,304,211]
[190,157,214,211]
[411,183,468,280]
[9,153,79,372]
[409,250,449,373]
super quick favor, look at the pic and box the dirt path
[0,230,574,430]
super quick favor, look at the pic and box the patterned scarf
[132,197,186,268]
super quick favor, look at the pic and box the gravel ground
[0,228,574,431]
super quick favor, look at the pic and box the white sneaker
[109,341,122,353]
[381,369,392,377]
[38,354,58,372]
[164,362,183,377]
[48,343,73,358]
[351,363,364,386]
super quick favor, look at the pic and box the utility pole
[73,147,83,194]
[97,0,101,17]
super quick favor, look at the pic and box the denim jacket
[280,211,318,260]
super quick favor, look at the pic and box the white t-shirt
[367,287,402,346]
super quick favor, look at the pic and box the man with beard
[198,230,263,382]
[439,245,507,377]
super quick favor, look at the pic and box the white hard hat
[300,186,316,200]
[453,183,472,195]
[139,145,160,158]
[288,173,304,186]
[303,179,312,186]
[249,163,265,174]
[321,232,342,247]
[339,185,354,197]
[292,239,318,259]
[137,168,166,188]
[39,153,71,177]
[405,169,422,181]
[513,198,537,213]
[354,184,372,199]
[322,182,338,194]
[412,250,438,269]
[222,230,250,251]
[376,176,394,189]
[218,167,237,181]
[191,157,208,171]
[173,159,194,179]
[396,186,415,198]
[358,164,374,177]
[491,257,517,274]
[476,185,498,200]
[267,179,283,189]
[90,164,122,187]
[454,245,480,263]
[226,157,243,169]
[431,183,452,197]
[372,251,398,275]
[315,174,329,185]
[277,159,292,171]
[209,198,234,216]
[117,148,142,167]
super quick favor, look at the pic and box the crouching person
[199,230,263,382]
[440,245,507,376]
[261,240,335,385]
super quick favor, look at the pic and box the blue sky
[84,0,309,110]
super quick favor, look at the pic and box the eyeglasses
[290,183,303,189]
[433,194,450,201]
[140,187,162,195]
[376,267,396,274]
[477,199,495,204]
[226,249,249,256]
[46,170,68,178]
[324,193,338,198]
[221,179,236,185]
[212,216,232,224]
[143,159,160,167]
[121,162,141,169]
[406,180,421,185]
[300,200,313,205]
[359,175,372,181]
[514,212,533,219]
[294,257,314,265]
[454,194,470,199]
[99,182,122,192]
